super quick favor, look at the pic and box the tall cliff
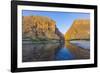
[22,16,64,40]
[65,19,90,40]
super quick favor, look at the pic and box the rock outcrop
[22,16,64,40]
[65,19,90,40]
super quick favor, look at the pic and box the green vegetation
[30,38,61,44]
[65,39,90,41]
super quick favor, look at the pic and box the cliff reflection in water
[22,41,90,62]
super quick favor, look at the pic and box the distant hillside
[65,19,90,40]
[22,16,64,40]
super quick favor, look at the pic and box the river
[22,40,90,62]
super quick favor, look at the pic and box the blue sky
[22,10,90,34]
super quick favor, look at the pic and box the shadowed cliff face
[22,16,64,40]
[65,19,90,40]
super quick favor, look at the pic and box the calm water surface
[22,41,90,62]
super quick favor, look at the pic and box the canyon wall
[22,16,64,40]
[65,19,90,40]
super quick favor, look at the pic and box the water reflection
[55,47,75,60]
[22,43,61,62]
[65,41,90,59]
[22,41,90,62]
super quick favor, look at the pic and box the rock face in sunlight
[65,19,90,40]
[22,16,64,40]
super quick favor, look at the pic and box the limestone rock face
[65,19,90,40]
[22,16,63,40]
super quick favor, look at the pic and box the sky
[22,10,90,34]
